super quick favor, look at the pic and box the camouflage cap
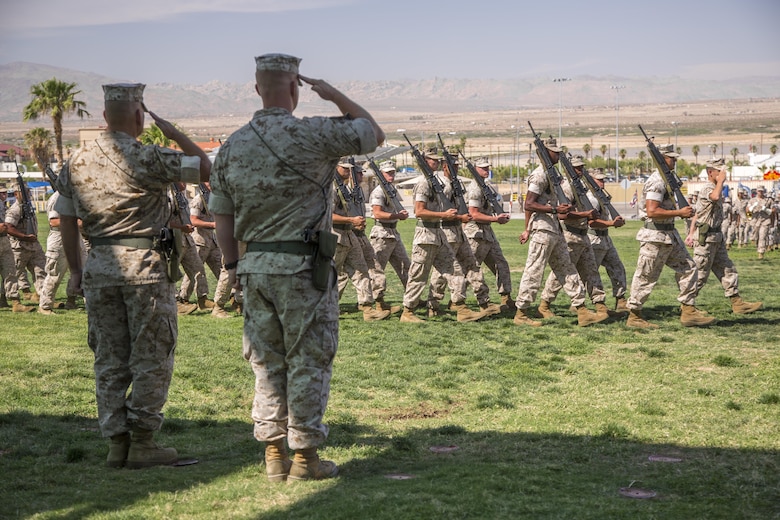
[379,160,397,173]
[103,83,145,102]
[659,144,680,158]
[591,171,606,180]
[705,158,726,170]
[475,157,491,168]
[255,53,301,74]
[570,155,585,167]
[424,147,443,160]
[544,136,561,153]
[757,186,766,192]
[337,157,354,169]
[446,150,460,165]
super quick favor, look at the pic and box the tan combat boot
[428,301,445,318]
[626,309,659,329]
[265,439,292,483]
[729,295,763,315]
[359,303,391,322]
[758,252,764,259]
[12,299,34,313]
[680,304,717,327]
[576,305,609,327]
[615,297,629,313]
[288,448,338,482]
[513,308,542,327]
[64,296,77,310]
[500,294,516,313]
[37,307,54,316]
[400,307,424,323]
[537,299,556,319]
[211,304,231,318]
[376,298,401,315]
[595,302,623,319]
[106,432,131,468]
[177,301,198,315]
[126,428,178,469]
[451,301,485,323]
[197,296,215,310]
[478,301,502,317]
[23,290,40,303]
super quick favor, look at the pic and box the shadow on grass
[3,411,778,519]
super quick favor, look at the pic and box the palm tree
[619,149,627,161]
[22,78,90,168]
[600,144,607,160]
[139,123,174,147]
[710,144,718,158]
[691,145,700,165]
[771,144,778,156]
[730,147,739,165]
[24,127,53,176]
[582,143,591,160]
[637,151,647,172]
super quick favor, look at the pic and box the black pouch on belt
[697,223,709,246]
[312,230,337,291]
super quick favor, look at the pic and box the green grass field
[1,215,778,519]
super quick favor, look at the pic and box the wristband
[224,260,238,270]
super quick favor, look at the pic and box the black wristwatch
[224,260,238,270]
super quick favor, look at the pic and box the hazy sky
[2,0,778,84]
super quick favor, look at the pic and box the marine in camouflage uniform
[38,191,85,314]
[0,189,33,312]
[187,184,232,317]
[626,144,715,329]
[368,160,411,307]
[429,153,500,317]
[56,83,210,468]
[684,160,761,314]
[462,156,514,312]
[539,156,610,319]
[512,138,606,328]
[168,182,210,314]
[746,187,773,259]
[735,190,750,247]
[5,187,46,302]
[583,170,628,312]
[332,160,390,321]
[209,54,384,482]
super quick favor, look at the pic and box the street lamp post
[671,121,679,173]
[553,78,570,144]
[611,85,625,181]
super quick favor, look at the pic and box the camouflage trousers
[371,235,410,290]
[177,239,210,301]
[725,222,738,246]
[334,232,374,305]
[12,243,46,294]
[738,222,751,246]
[627,234,698,310]
[541,231,605,305]
[241,271,338,450]
[590,234,627,299]
[339,232,387,301]
[1,237,20,299]
[430,232,491,306]
[693,232,738,298]
[85,282,177,437]
[39,245,73,311]
[753,218,771,254]
[403,236,457,310]
[180,240,231,305]
[515,230,586,310]
[468,236,512,297]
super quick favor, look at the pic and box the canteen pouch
[157,227,183,283]
[312,230,337,291]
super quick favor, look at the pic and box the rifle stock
[197,183,211,217]
[403,134,455,211]
[638,125,689,209]
[366,158,405,214]
[459,151,505,215]
[44,164,59,192]
[527,122,571,205]
[171,183,192,226]
[348,157,366,217]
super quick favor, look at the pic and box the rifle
[402,134,454,211]
[334,173,359,217]
[458,151,504,215]
[366,157,405,214]
[197,183,211,217]
[44,164,59,192]
[437,134,469,215]
[558,153,595,213]
[638,125,689,209]
[580,169,621,220]
[527,122,570,205]
[15,160,37,235]
[171,183,192,226]
[348,157,366,217]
